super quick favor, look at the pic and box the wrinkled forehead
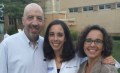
[23,3,43,16]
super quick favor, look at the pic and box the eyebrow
[86,38,103,40]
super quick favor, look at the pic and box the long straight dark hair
[43,20,75,62]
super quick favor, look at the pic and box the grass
[112,40,120,73]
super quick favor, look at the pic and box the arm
[0,42,8,73]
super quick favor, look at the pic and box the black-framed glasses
[85,38,103,45]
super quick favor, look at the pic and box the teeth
[89,49,96,53]
[53,43,59,46]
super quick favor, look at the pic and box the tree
[1,0,41,35]
[4,2,25,34]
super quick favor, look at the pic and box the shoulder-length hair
[76,25,113,58]
[43,20,75,62]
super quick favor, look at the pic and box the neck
[24,29,39,44]
[87,56,101,70]
[88,56,100,67]
[85,56,101,73]
[55,56,62,69]
[54,51,62,69]
[55,51,62,61]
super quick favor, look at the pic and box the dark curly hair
[76,25,113,58]
[43,20,75,62]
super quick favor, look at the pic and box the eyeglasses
[85,38,103,45]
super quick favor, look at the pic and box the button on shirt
[0,31,47,73]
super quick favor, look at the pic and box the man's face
[22,8,44,40]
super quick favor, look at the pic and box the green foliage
[112,40,120,73]
[4,2,25,18]
[11,0,32,3]
[0,0,33,4]
[7,27,18,35]
[112,40,120,62]
[112,36,120,40]
[1,0,34,18]
[70,30,78,41]
[1,0,32,34]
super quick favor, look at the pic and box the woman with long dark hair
[43,20,81,73]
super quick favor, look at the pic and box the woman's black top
[57,69,60,73]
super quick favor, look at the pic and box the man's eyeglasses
[85,38,103,45]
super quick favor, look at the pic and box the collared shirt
[47,55,119,73]
[0,31,47,73]
[29,41,38,49]
[47,55,87,73]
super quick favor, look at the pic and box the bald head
[23,3,43,17]
[22,3,44,42]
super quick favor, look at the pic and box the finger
[103,60,115,64]
[105,56,113,60]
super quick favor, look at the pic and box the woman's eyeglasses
[85,38,103,45]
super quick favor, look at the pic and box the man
[0,3,47,73]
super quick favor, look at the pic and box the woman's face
[48,24,65,52]
[84,30,103,59]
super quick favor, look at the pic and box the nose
[32,17,38,25]
[54,35,58,41]
[90,41,96,47]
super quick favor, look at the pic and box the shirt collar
[21,30,39,49]
[29,41,38,49]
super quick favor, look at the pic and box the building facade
[45,0,120,36]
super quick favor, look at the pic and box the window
[89,6,93,10]
[69,8,74,12]
[105,4,111,9]
[99,4,111,10]
[74,8,78,12]
[83,6,93,11]
[99,5,104,9]
[117,3,120,8]
[69,7,78,13]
